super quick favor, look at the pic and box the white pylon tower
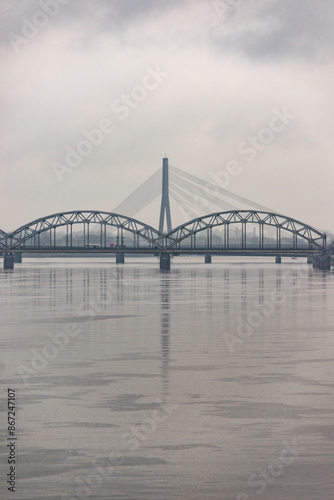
[158,157,172,233]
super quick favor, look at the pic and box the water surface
[1,257,334,499]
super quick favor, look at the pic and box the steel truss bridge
[0,159,329,269]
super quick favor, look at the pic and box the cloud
[210,0,334,60]
[0,0,333,232]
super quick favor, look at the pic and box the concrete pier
[313,254,331,270]
[319,254,331,270]
[160,253,170,271]
[116,253,125,264]
[4,254,14,269]
[307,255,313,264]
[14,252,22,263]
[313,256,320,269]
[205,255,212,264]
[275,256,281,264]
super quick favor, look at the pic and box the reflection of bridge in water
[0,158,330,270]
[14,263,328,396]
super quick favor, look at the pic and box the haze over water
[1,257,334,500]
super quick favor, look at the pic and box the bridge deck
[1,247,324,257]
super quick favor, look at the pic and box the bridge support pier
[116,253,125,264]
[14,252,22,263]
[307,255,313,264]
[313,254,330,270]
[275,256,281,264]
[4,253,14,269]
[160,253,170,271]
[319,254,331,270]
[313,256,320,269]
[205,255,212,264]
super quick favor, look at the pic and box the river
[1,256,334,499]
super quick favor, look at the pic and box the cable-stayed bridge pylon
[112,157,274,229]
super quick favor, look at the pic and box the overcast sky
[1,0,333,234]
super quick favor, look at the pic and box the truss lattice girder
[2,210,326,252]
[165,210,326,250]
[7,211,164,249]
[0,229,9,248]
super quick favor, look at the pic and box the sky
[1,0,333,235]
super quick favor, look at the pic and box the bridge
[0,158,330,270]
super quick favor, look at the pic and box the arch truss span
[165,210,326,252]
[0,229,9,249]
[7,211,164,250]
